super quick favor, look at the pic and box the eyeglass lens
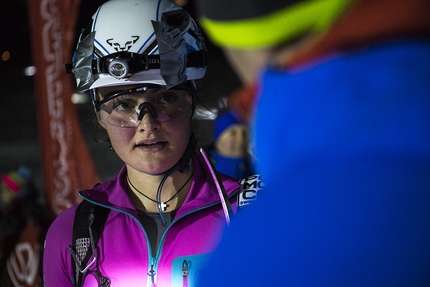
[97,87,192,127]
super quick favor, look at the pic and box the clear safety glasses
[95,85,193,127]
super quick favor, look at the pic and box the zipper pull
[182,260,189,278]
[182,260,189,287]
[148,263,157,287]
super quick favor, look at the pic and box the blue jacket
[198,11,430,287]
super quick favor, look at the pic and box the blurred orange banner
[27,0,100,215]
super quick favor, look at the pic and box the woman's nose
[137,110,161,132]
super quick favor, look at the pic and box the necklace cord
[156,167,177,224]
[126,171,194,221]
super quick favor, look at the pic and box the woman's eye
[159,93,175,104]
[113,100,135,111]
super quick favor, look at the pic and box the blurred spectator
[196,0,430,286]
[209,110,254,179]
[0,166,53,287]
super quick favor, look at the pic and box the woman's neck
[126,162,194,213]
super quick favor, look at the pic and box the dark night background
[0,0,241,195]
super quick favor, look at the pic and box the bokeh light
[71,92,89,104]
[24,65,36,76]
[2,51,11,61]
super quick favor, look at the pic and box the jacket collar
[79,153,240,217]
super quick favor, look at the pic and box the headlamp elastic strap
[66,51,207,81]
[87,51,206,78]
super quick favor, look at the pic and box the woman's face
[96,84,193,175]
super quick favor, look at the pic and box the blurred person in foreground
[196,0,430,285]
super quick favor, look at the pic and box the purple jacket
[43,153,240,286]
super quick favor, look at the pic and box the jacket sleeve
[43,205,78,287]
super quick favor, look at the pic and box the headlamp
[108,59,129,79]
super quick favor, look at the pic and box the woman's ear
[97,116,107,129]
[93,89,109,129]
[92,117,110,143]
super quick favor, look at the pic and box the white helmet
[67,0,207,96]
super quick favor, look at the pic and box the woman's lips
[135,141,167,151]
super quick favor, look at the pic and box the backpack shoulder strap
[69,200,110,287]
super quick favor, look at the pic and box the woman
[43,0,241,286]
